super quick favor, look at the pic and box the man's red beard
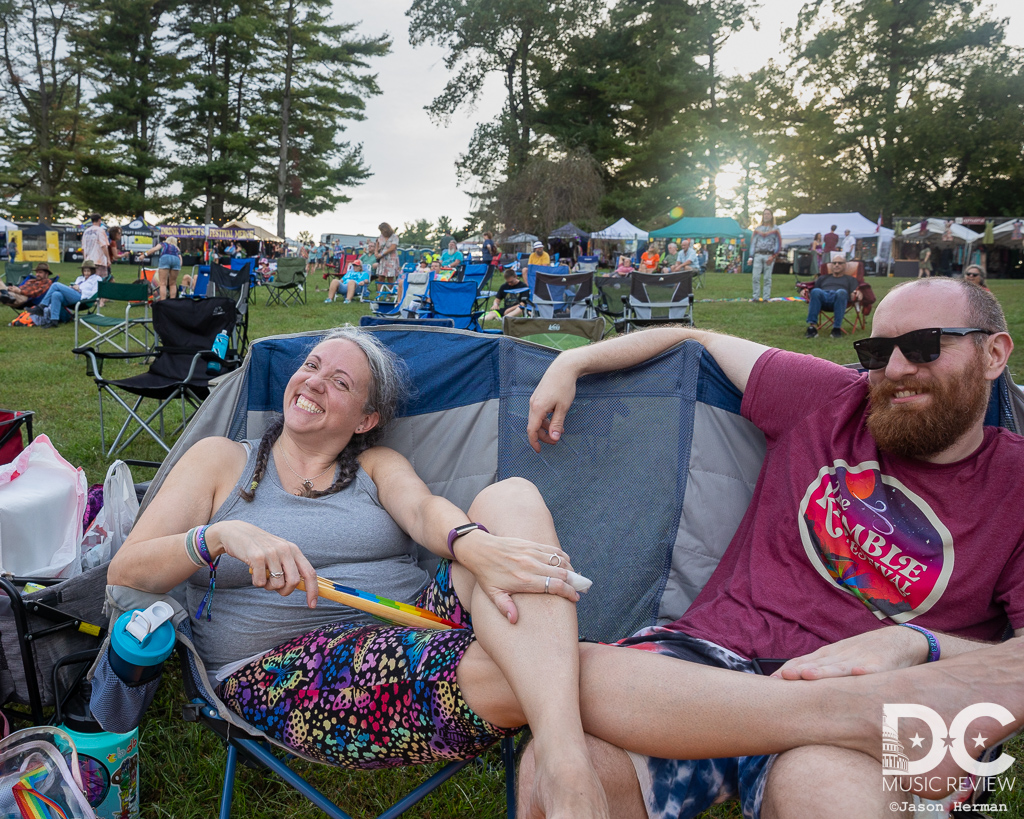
[866,351,990,459]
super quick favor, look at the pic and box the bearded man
[522,277,1021,819]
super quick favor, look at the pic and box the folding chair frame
[73,280,153,354]
[182,678,519,819]
[76,348,216,458]
[266,260,306,306]
[0,409,33,452]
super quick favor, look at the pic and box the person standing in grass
[747,208,781,302]
[375,223,400,286]
[145,236,182,300]
[82,214,111,279]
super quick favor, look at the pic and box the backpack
[9,311,34,327]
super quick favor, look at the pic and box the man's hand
[527,353,580,452]
[773,628,930,680]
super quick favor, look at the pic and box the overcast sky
[257,0,1024,241]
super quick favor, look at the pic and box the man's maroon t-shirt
[675,349,1024,660]
[823,232,839,253]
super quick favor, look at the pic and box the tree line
[3,0,1022,239]
[0,0,388,236]
[409,0,1024,235]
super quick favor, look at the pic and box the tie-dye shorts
[616,627,774,819]
[220,560,518,769]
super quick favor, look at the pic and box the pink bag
[0,435,86,578]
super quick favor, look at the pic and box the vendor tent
[779,212,895,263]
[648,216,748,241]
[899,218,980,247]
[156,223,256,240]
[224,219,283,243]
[988,219,1024,247]
[548,222,590,240]
[590,218,647,241]
[777,212,894,244]
[505,232,539,247]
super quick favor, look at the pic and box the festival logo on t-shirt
[798,461,954,621]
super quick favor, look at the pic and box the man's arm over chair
[528,328,770,451]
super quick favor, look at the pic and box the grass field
[2,262,1023,818]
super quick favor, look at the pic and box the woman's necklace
[276,444,334,494]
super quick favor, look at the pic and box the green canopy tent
[648,216,750,274]
[648,216,750,244]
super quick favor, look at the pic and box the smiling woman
[106,325,611,815]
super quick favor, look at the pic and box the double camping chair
[88,326,1024,817]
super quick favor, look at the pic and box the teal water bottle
[108,602,176,685]
[207,329,229,374]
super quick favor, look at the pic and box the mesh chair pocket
[89,648,163,734]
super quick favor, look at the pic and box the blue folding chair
[370,265,418,317]
[418,280,486,330]
[576,255,599,273]
[192,267,211,297]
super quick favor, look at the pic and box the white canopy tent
[899,218,981,246]
[590,217,648,241]
[777,212,895,263]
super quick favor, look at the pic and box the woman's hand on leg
[454,529,579,623]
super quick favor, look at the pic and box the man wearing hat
[528,241,550,267]
[325,258,369,303]
[0,261,55,310]
[29,260,101,327]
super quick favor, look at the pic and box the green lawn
[2,263,1022,818]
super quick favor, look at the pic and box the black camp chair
[74,297,238,461]
[208,264,250,359]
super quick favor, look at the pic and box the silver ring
[548,554,561,567]
[270,571,284,578]
[544,576,551,594]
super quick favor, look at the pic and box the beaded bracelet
[186,525,220,621]
[901,623,941,663]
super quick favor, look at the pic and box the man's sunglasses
[852,327,992,370]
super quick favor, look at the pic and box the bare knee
[469,478,556,542]
[472,477,541,511]
[518,735,645,819]
[455,642,524,729]
[762,746,905,819]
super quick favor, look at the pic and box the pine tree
[0,0,88,222]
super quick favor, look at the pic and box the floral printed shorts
[220,560,518,769]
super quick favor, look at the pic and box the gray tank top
[188,442,430,671]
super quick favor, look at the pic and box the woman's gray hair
[319,325,409,433]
